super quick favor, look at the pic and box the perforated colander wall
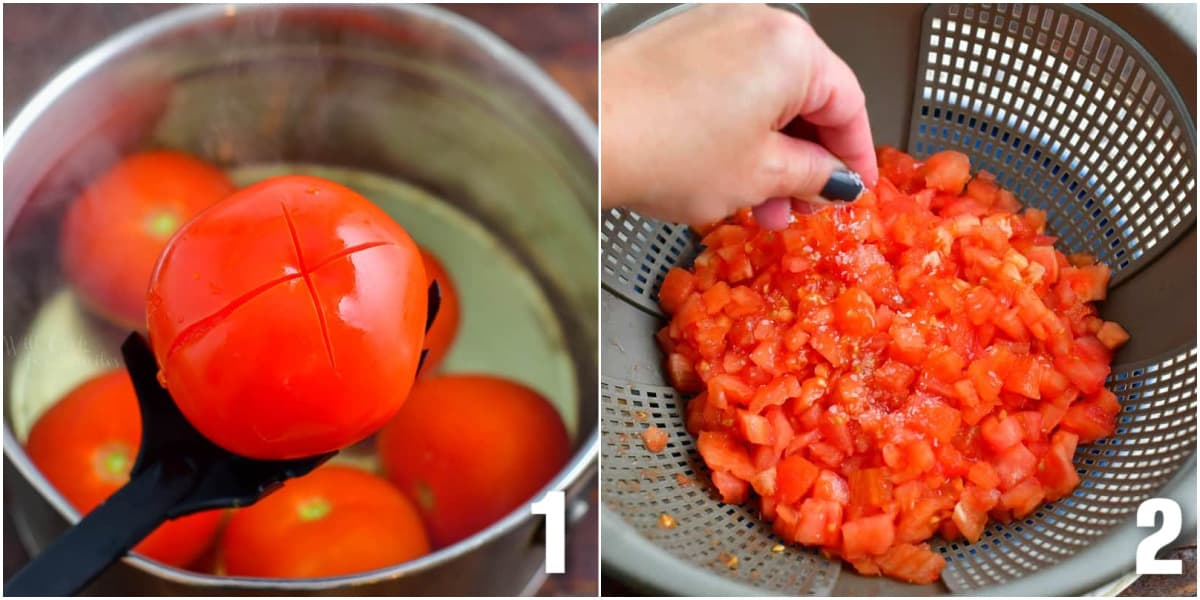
[600,2,1197,595]
[601,211,696,316]
[601,380,841,594]
[934,346,1198,591]
[908,4,1196,285]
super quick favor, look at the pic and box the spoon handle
[4,459,197,597]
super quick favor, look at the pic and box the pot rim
[2,2,599,589]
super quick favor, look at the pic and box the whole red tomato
[60,150,235,331]
[418,249,460,374]
[24,370,223,568]
[378,374,571,547]
[147,175,428,460]
[220,465,429,578]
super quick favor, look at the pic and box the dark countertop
[3,3,597,597]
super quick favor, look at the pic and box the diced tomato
[849,468,893,508]
[655,147,1123,586]
[1000,477,1045,518]
[994,308,1030,342]
[968,359,1004,405]
[711,470,749,504]
[889,319,928,365]
[666,353,702,393]
[702,224,750,249]
[834,287,877,336]
[696,432,755,481]
[1038,362,1071,400]
[749,339,780,375]
[953,486,1000,542]
[776,455,821,505]
[810,330,846,367]
[795,498,844,546]
[967,462,1000,489]
[641,425,669,453]
[874,543,946,584]
[764,406,794,457]
[922,151,972,193]
[783,322,811,352]
[737,412,774,446]
[885,440,936,484]
[993,443,1038,490]
[842,514,897,559]
[1012,411,1042,441]
[832,377,871,415]
[1054,354,1109,395]
[878,147,920,190]
[813,469,851,504]
[1039,430,1081,501]
[980,414,1024,452]
[1062,264,1110,302]
[747,375,800,415]
[725,286,765,318]
[675,293,707,329]
[658,268,696,314]
[1096,321,1130,350]
[751,467,778,497]
[701,281,732,314]
[896,497,951,544]
[1059,395,1119,443]
[708,374,754,407]
[876,360,917,394]
[810,442,846,468]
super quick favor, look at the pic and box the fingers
[758,133,865,204]
[791,36,880,188]
[752,197,792,231]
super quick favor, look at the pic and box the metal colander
[600,3,1197,596]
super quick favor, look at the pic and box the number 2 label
[1136,498,1183,575]
[531,490,566,574]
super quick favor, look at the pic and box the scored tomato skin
[418,249,461,375]
[377,374,571,548]
[61,150,235,331]
[25,370,222,568]
[220,465,429,578]
[147,175,427,460]
[657,148,1123,585]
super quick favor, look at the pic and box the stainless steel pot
[3,4,597,595]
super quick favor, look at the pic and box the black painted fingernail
[821,169,864,202]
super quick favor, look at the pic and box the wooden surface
[2,3,597,597]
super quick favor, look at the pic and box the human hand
[601,4,878,230]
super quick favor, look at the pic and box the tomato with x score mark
[147,175,428,460]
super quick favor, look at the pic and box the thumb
[759,132,865,205]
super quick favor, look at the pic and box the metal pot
[3,4,597,595]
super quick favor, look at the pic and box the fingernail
[820,169,864,202]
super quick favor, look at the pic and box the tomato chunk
[642,425,669,453]
[843,514,896,559]
[658,268,697,314]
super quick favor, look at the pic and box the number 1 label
[531,490,566,574]
[1136,498,1183,575]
